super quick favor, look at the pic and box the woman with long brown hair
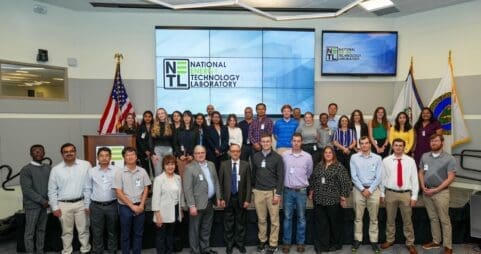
[368,106,391,158]
[349,109,368,153]
[389,112,414,154]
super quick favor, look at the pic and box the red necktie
[397,159,403,187]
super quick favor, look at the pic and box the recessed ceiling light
[53,77,64,81]
[16,70,29,73]
[360,0,394,11]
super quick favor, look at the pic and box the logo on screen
[325,47,338,61]
[164,59,190,89]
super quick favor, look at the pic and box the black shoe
[226,247,233,254]
[329,246,337,251]
[237,246,247,253]
[257,241,267,252]
[352,241,361,252]
[202,250,218,254]
[371,243,380,253]
[266,245,278,254]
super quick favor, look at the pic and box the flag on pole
[98,58,135,135]
[391,60,423,123]
[428,52,470,153]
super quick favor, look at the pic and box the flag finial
[115,53,123,63]
[410,56,413,67]
[448,50,452,60]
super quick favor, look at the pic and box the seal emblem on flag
[430,92,452,135]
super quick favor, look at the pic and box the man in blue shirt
[84,147,119,254]
[350,136,383,253]
[273,104,299,155]
[327,103,339,132]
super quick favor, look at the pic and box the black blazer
[350,122,369,140]
[205,125,229,158]
[173,128,199,157]
[136,124,153,158]
[218,159,252,205]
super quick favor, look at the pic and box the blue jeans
[119,204,145,254]
[282,188,307,244]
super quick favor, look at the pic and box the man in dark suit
[183,145,222,254]
[219,143,252,254]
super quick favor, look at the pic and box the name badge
[422,130,426,137]
[260,124,265,130]
[289,167,294,174]
[370,164,376,172]
[141,132,146,139]
[424,164,429,171]
[313,145,317,151]
[321,177,326,184]
[328,130,332,136]
[237,174,241,182]
[135,178,141,188]
[261,160,266,168]
[181,145,185,152]
[247,139,250,144]
[102,175,108,184]
[199,174,204,181]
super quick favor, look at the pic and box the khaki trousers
[58,200,91,254]
[385,190,415,245]
[253,189,280,247]
[423,189,452,249]
[353,188,380,243]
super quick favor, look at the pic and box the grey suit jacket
[183,160,221,210]
[219,159,251,205]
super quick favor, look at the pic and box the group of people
[19,102,457,254]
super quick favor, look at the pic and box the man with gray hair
[183,145,222,254]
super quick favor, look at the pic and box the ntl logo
[164,59,190,89]
[325,46,338,61]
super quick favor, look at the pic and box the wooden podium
[83,134,136,166]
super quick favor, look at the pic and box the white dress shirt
[381,154,419,200]
[48,159,91,211]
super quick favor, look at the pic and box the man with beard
[419,134,456,254]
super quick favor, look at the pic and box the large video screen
[155,27,315,115]
[321,31,398,76]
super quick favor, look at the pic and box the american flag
[98,62,135,134]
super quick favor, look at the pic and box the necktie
[397,159,403,187]
[231,162,237,194]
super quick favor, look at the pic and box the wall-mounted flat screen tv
[155,27,315,115]
[321,31,398,76]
